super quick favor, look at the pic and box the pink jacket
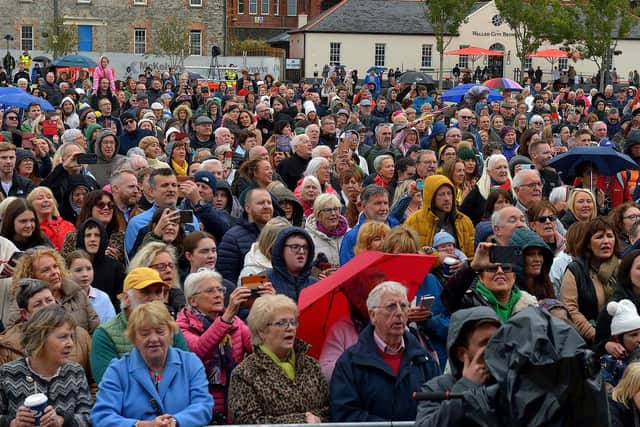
[318,315,359,382]
[92,56,116,94]
[176,308,252,416]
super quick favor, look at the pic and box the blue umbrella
[52,54,97,68]
[366,66,385,73]
[0,89,54,111]
[441,83,503,103]
[547,146,638,180]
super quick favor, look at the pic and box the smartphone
[412,82,417,90]
[224,151,232,169]
[76,153,98,164]
[420,295,436,311]
[179,210,194,224]
[489,246,523,264]
[241,274,268,308]
[42,120,57,136]
[21,132,34,149]
[8,251,24,267]
[416,179,424,191]
[177,176,194,182]
[552,134,561,146]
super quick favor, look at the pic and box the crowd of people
[0,55,639,425]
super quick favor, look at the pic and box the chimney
[298,14,308,28]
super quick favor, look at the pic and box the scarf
[171,159,188,177]
[259,344,296,380]
[316,215,349,238]
[373,174,389,188]
[490,177,511,193]
[192,309,236,387]
[592,256,619,302]
[476,281,521,322]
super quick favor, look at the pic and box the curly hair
[12,247,71,293]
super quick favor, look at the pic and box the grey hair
[361,184,389,204]
[127,147,146,157]
[374,123,392,139]
[491,210,502,228]
[373,154,393,172]
[312,193,341,214]
[183,269,224,309]
[304,157,329,177]
[214,127,230,138]
[529,115,543,126]
[290,134,309,154]
[305,123,319,134]
[311,145,331,158]
[366,281,408,310]
[300,175,321,191]
[15,278,50,310]
[591,120,606,132]
[416,149,436,163]
[512,169,540,188]
[61,129,83,145]
[200,158,223,171]
[17,78,28,85]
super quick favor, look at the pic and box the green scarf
[476,281,521,322]
[259,344,296,380]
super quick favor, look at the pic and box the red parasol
[445,46,505,56]
[528,48,580,59]
[297,251,438,358]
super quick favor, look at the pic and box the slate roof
[291,0,488,35]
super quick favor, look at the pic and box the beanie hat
[433,231,456,249]
[500,126,515,139]
[608,299,640,336]
[164,139,185,157]
[194,171,217,193]
[15,148,36,167]
[457,147,476,161]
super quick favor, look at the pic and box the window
[190,0,202,6]
[329,42,340,66]
[133,0,147,4]
[274,0,279,15]
[134,28,146,54]
[189,31,202,56]
[287,0,296,16]
[238,0,245,13]
[558,58,568,71]
[249,0,257,14]
[77,0,91,4]
[524,57,532,70]
[374,43,385,67]
[21,26,33,51]
[458,44,469,69]
[421,44,432,68]
[261,0,269,14]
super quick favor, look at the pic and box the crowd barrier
[214,423,416,427]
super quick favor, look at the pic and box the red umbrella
[297,251,438,358]
[444,46,505,56]
[528,48,580,59]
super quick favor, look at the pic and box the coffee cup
[442,256,457,276]
[24,393,47,425]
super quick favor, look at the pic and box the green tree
[42,17,77,59]
[495,0,573,82]
[153,16,191,69]
[423,0,476,90]
[569,0,637,92]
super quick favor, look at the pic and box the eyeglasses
[536,214,557,223]
[532,121,544,125]
[95,201,114,210]
[319,207,341,214]
[520,182,542,189]
[193,286,226,296]
[484,264,514,273]
[124,119,135,125]
[150,262,175,272]
[283,244,309,253]
[624,214,640,221]
[268,319,299,328]
[374,302,410,313]
[5,116,17,120]
[459,115,473,120]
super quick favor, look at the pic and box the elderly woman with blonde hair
[305,193,348,268]
[92,301,213,427]
[229,294,329,424]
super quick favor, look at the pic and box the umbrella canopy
[32,55,51,63]
[483,78,523,91]
[52,54,97,68]
[398,71,435,85]
[0,88,54,111]
[546,146,638,180]
[528,48,580,59]
[441,84,503,103]
[445,46,505,56]
[297,251,437,358]
[187,71,204,80]
[366,66,385,74]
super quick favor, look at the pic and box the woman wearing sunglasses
[528,200,566,256]
[440,242,538,321]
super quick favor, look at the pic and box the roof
[267,32,290,44]
[291,0,488,35]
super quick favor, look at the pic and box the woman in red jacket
[26,186,75,250]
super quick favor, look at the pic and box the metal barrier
[214,423,416,427]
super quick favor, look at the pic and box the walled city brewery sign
[472,31,516,37]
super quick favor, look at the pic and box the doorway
[488,43,505,78]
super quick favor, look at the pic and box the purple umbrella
[483,78,524,91]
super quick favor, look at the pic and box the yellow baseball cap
[122,267,168,295]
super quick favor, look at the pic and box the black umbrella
[398,71,434,85]
[32,55,51,63]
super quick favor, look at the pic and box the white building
[288,0,640,83]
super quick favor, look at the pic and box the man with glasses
[118,112,153,155]
[264,227,317,303]
[90,267,190,384]
[415,150,438,179]
[511,170,565,235]
[331,281,440,422]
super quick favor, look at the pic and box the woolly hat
[457,147,476,161]
[500,126,515,139]
[15,148,36,167]
[194,171,217,193]
[433,231,456,248]
[164,139,186,157]
[608,299,640,336]
[303,100,316,115]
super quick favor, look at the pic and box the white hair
[366,281,408,310]
[214,127,230,138]
[373,154,393,172]
[311,145,331,158]
[477,153,511,199]
[199,158,223,171]
[61,129,83,144]
[290,134,309,154]
[183,269,224,308]
[300,175,321,191]
[512,168,540,189]
[304,157,329,178]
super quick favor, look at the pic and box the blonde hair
[22,305,76,358]
[128,242,179,288]
[354,221,390,255]
[247,294,298,345]
[312,193,341,215]
[26,186,61,217]
[126,301,178,342]
[12,247,70,293]
[568,188,597,221]
[381,225,421,254]
[257,217,291,259]
[612,362,640,407]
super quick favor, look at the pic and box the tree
[423,0,476,90]
[153,16,191,69]
[569,0,637,92]
[42,17,77,59]
[495,0,573,82]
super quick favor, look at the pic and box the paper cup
[24,393,47,425]
[443,257,457,276]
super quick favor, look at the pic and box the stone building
[0,0,224,56]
